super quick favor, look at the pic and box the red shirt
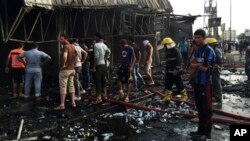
[7,48,25,68]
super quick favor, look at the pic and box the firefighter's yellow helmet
[207,37,218,44]
[161,37,174,45]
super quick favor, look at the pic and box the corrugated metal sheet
[24,0,172,12]
[25,0,53,9]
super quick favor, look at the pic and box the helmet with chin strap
[207,37,218,44]
[161,37,176,48]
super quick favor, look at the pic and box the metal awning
[24,0,172,12]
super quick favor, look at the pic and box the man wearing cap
[160,37,188,102]
[117,39,136,102]
[189,29,216,140]
[207,37,222,103]
[142,40,154,85]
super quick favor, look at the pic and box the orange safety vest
[7,48,25,68]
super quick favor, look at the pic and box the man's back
[145,44,153,61]
[74,44,84,67]
[121,46,134,66]
[61,44,77,70]
[179,41,188,53]
[131,43,140,61]
[21,49,48,72]
[94,42,110,65]
[8,48,25,68]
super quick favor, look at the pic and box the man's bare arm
[60,47,68,70]
[81,50,88,63]
[41,56,51,67]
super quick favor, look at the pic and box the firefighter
[207,38,222,103]
[161,37,188,102]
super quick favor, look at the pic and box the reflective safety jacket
[165,47,182,72]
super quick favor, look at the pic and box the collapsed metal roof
[24,0,172,12]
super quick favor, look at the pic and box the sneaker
[75,96,81,101]
[81,89,86,94]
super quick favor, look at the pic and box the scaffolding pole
[6,7,26,42]
[0,13,5,40]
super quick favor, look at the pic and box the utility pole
[204,0,218,37]
[230,0,232,42]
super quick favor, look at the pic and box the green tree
[237,33,245,40]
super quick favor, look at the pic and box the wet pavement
[0,51,250,141]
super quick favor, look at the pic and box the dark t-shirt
[88,45,95,67]
[131,43,140,61]
[121,46,135,66]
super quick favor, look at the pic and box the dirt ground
[0,51,249,141]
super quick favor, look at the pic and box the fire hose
[145,88,250,122]
[81,94,250,125]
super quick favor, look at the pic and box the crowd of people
[5,29,227,140]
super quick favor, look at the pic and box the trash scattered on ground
[214,125,223,130]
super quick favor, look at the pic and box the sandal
[101,94,108,100]
[54,105,65,111]
[92,96,102,104]
[119,93,125,100]
[124,96,129,102]
[71,103,76,108]
[147,82,155,86]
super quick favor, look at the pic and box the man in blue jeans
[128,37,145,91]
[71,39,87,101]
[78,38,91,90]
[18,43,51,101]
[178,37,189,69]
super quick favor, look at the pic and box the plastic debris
[136,129,145,134]
[136,118,144,125]
[93,136,98,141]
[221,70,231,75]
[102,133,114,141]
[43,135,51,140]
[214,125,223,130]
[113,112,125,117]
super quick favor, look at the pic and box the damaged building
[0,1,249,141]
[0,0,198,84]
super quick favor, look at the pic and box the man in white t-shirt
[72,40,87,101]
[93,32,111,104]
